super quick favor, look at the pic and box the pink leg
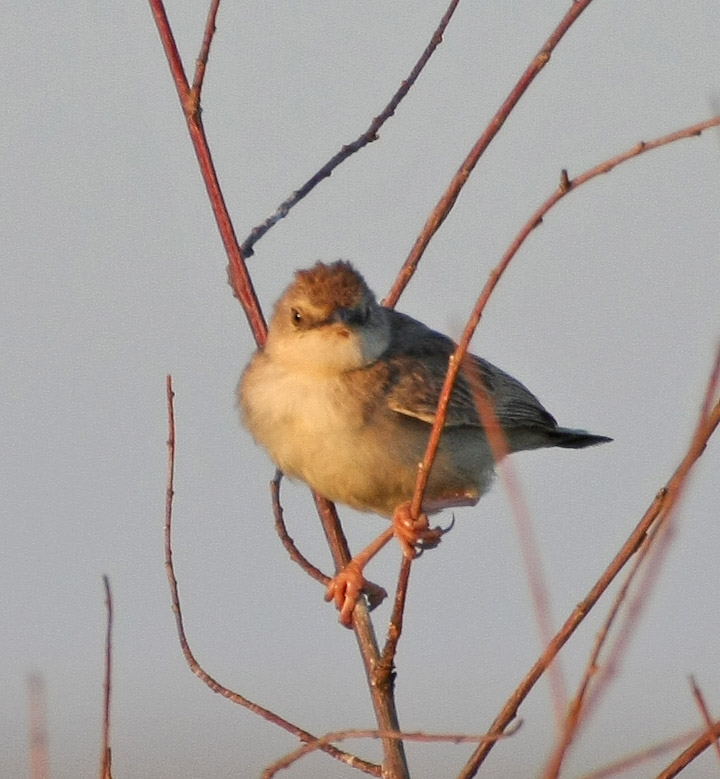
[325,526,394,627]
[325,494,475,626]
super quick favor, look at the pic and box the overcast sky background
[2,1,720,778]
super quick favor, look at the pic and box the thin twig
[263,724,519,779]
[383,0,597,308]
[163,376,379,776]
[689,676,720,769]
[657,719,720,779]
[239,0,463,258]
[576,726,702,779]
[99,576,113,779]
[272,473,388,607]
[541,534,653,778]
[270,471,329,585]
[148,0,266,344]
[189,0,221,110]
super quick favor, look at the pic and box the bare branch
[311,493,409,778]
[189,0,221,110]
[163,377,379,776]
[689,676,720,769]
[264,724,520,779]
[408,114,720,536]
[542,346,720,778]
[98,576,113,779]
[377,557,413,688]
[657,719,720,779]
[239,0,464,258]
[148,0,266,344]
[384,0,597,308]
[462,360,567,727]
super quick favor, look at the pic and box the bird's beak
[331,307,364,327]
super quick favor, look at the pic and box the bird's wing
[382,310,557,431]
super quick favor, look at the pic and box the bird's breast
[240,355,365,479]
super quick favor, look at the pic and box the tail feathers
[550,428,613,449]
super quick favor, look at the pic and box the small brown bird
[240,261,610,624]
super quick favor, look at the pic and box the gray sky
[2,2,720,778]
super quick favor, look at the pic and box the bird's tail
[549,428,613,449]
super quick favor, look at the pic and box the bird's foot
[392,502,451,560]
[325,562,388,627]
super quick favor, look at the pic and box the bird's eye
[290,307,303,326]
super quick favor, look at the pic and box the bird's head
[265,261,390,374]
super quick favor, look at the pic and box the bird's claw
[392,503,453,560]
[325,562,387,627]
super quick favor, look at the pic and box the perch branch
[407,113,720,532]
[380,116,720,735]
[311,493,410,778]
[398,117,720,689]
[377,557,413,688]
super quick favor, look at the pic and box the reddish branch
[310,493,409,777]
[375,0,605,708]
[377,557,413,686]
[462,360,568,726]
[406,122,720,531]
[657,719,720,779]
[189,0,221,107]
[148,0,266,344]
[27,674,49,779]
[389,115,720,667]
[163,377,380,776]
[689,676,720,769]
[380,115,720,719]
[383,0,598,308]
[542,350,720,778]
[458,381,720,778]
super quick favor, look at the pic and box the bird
[239,260,611,625]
